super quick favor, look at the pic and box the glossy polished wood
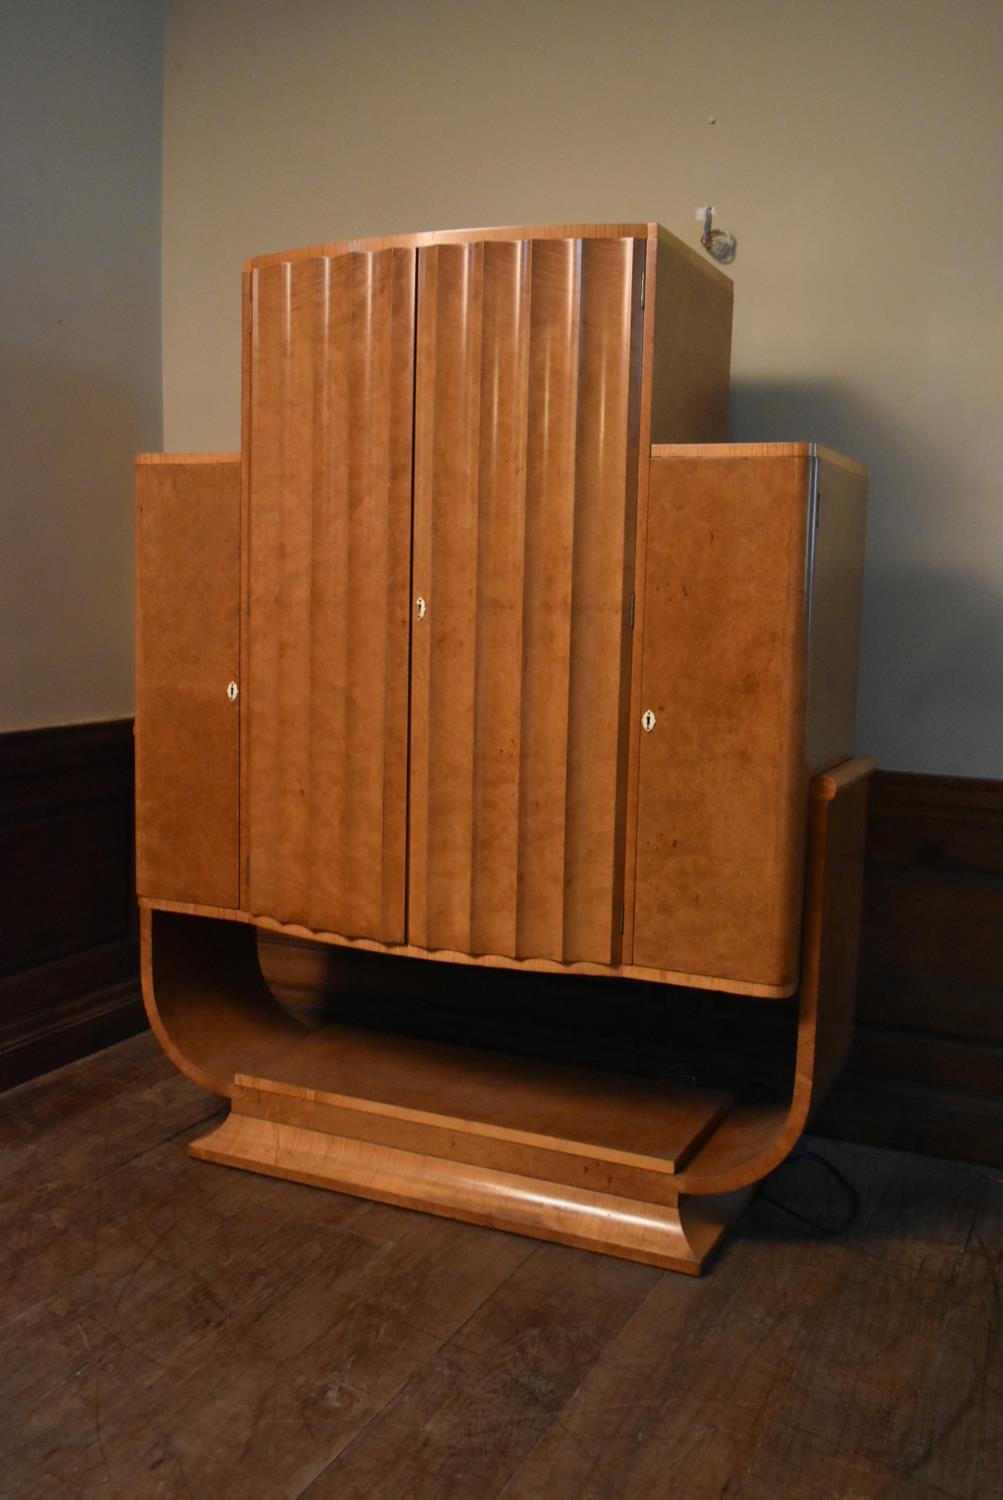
[140,761,872,1273]
[233,223,733,975]
[247,222,666,270]
[632,444,867,988]
[134,455,240,907]
[245,248,415,942]
[191,1116,748,1274]
[633,446,811,987]
[409,235,644,964]
[141,896,799,999]
[673,758,872,1195]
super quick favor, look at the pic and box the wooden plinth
[140,760,872,1275]
[192,1111,751,1275]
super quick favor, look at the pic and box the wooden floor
[2,1035,1001,1500]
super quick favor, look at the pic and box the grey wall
[161,0,1003,777]
[1,0,163,731]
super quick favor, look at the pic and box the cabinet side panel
[411,238,643,965]
[805,458,868,776]
[135,458,240,906]
[633,454,808,988]
[246,249,414,942]
[650,239,732,443]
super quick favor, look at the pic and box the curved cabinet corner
[140,905,304,1098]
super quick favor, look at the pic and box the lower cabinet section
[139,759,871,1275]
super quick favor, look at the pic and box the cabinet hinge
[639,270,646,311]
[628,592,635,628]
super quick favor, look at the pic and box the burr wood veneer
[135,223,870,1272]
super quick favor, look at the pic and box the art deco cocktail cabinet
[136,223,870,1273]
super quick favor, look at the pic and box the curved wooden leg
[675,757,873,1195]
[140,906,308,1097]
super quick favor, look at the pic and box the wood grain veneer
[140,896,798,999]
[233,223,732,975]
[631,444,867,990]
[141,760,872,1273]
[247,222,667,270]
[409,234,644,964]
[134,455,241,907]
[244,248,415,942]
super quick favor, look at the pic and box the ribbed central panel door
[409,236,645,964]
[245,248,415,941]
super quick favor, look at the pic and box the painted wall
[162,0,1003,777]
[0,0,163,731]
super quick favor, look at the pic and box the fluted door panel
[409,237,644,964]
[245,249,415,941]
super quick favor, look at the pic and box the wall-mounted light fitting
[697,206,736,264]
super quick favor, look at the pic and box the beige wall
[1,1,163,732]
[162,0,1003,777]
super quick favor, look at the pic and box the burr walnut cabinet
[135,223,871,1273]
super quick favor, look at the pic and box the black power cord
[755,1144,861,1237]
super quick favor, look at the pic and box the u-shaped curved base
[140,760,872,1274]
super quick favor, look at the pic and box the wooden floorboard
[2,1033,1000,1499]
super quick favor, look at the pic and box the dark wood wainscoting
[816,770,1003,1162]
[0,720,144,1089]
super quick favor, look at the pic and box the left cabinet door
[135,455,241,907]
[244,248,416,942]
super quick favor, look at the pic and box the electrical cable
[755,1147,861,1237]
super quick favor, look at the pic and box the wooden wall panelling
[817,771,1003,1164]
[0,721,142,1090]
[135,455,241,907]
[855,772,1003,1042]
[244,248,415,943]
[408,235,645,965]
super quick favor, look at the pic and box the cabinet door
[409,236,645,964]
[631,450,811,990]
[135,456,240,907]
[244,248,415,941]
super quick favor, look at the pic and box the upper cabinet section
[408,234,644,965]
[236,224,733,966]
[245,221,734,451]
[244,248,416,942]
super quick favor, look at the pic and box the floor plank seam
[287,1238,543,1499]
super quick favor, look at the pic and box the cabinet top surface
[244,222,728,287]
[651,442,867,477]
